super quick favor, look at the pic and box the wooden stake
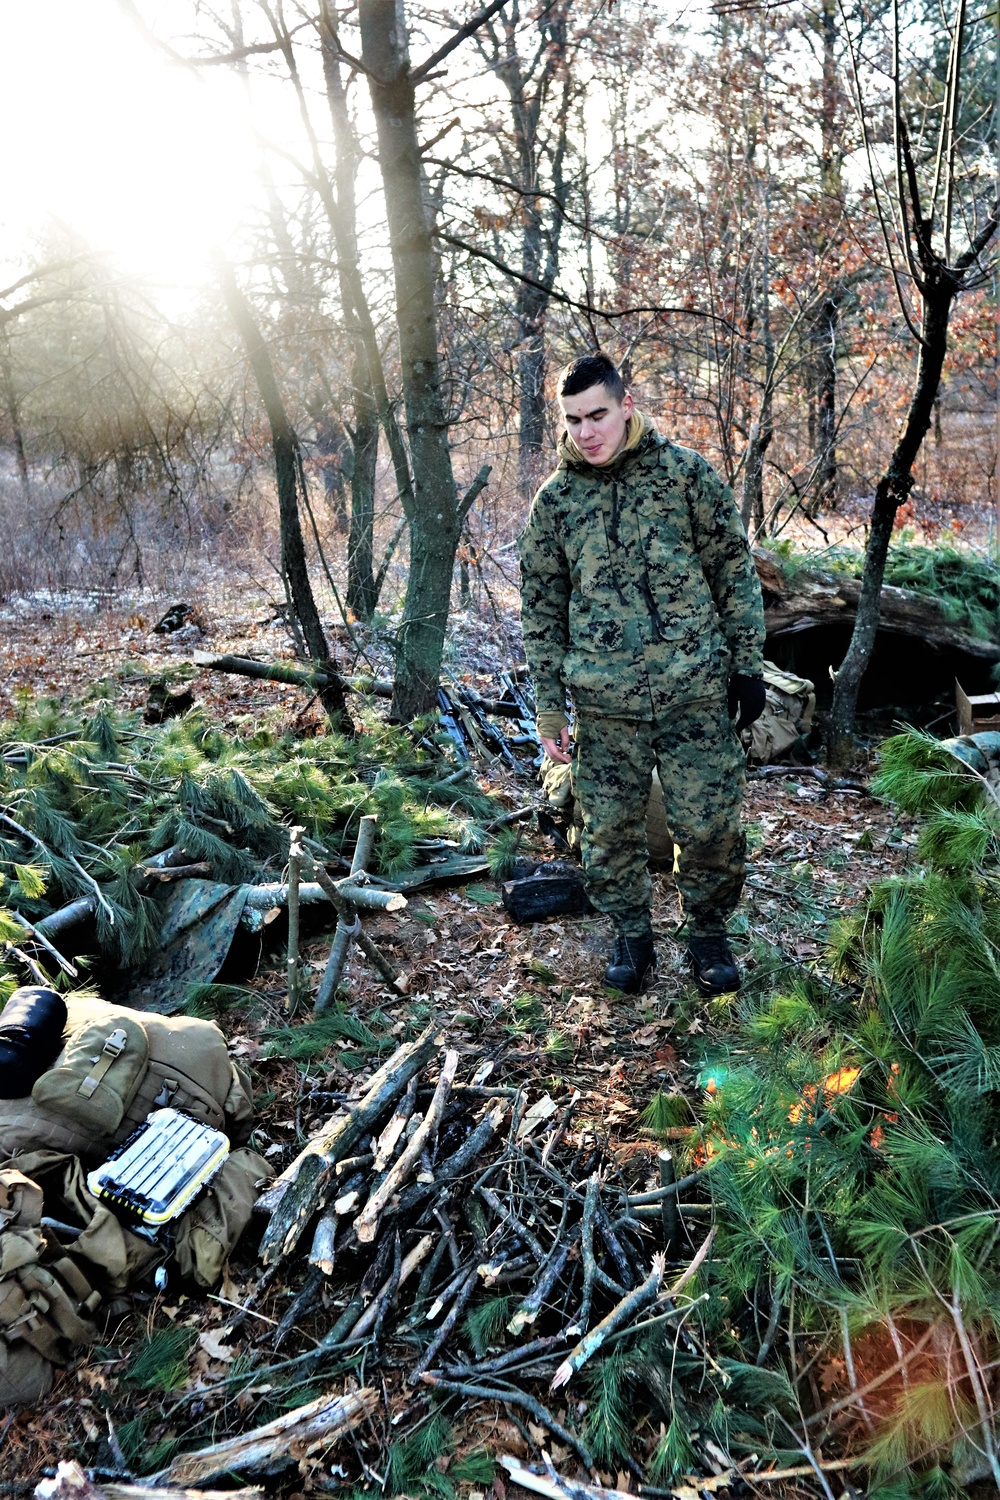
[285,826,304,1016]
[658,1148,678,1252]
[311,815,397,1008]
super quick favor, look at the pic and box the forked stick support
[314,815,390,1009]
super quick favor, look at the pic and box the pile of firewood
[36,1032,717,1494]
[198,1027,712,1473]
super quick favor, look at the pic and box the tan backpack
[0,1147,275,1407]
[0,996,255,1164]
[0,1167,102,1405]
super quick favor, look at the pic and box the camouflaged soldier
[518,353,766,995]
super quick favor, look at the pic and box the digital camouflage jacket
[518,420,766,721]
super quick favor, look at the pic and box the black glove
[728,673,766,733]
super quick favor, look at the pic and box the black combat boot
[604,932,655,994]
[687,934,740,996]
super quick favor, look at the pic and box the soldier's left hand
[728,673,766,732]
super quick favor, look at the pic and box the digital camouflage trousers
[572,700,747,940]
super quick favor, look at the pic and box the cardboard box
[956,679,1000,735]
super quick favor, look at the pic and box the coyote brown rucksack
[0,1148,275,1406]
[0,992,271,1406]
[0,1166,102,1405]
[0,994,255,1165]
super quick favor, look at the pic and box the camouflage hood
[518,426,765,720]
[557,410,655,473]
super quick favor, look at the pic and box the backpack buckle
[78,1028,129,1098]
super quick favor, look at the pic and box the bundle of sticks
[250,1028,714,1465]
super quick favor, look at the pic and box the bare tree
[217,256,352,732]
[828,0,1000,760]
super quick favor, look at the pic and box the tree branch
[411,0,512,83]
[436,231,725,326]
[954,196,1000,272]
[457,463,492,523]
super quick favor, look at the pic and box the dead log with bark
[755,549,1000,662]
[150,1387,379,1485]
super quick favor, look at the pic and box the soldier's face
[560,384,634,466]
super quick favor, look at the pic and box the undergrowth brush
[663,726,1000,1495]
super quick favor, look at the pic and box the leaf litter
[0,590,922,1497]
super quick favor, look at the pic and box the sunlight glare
[2,0,260,293]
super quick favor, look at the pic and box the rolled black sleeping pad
[0,986,68,1098]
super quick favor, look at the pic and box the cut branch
[354,1049,459,1243]
[151,1386,379,1485]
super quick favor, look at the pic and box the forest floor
[0,584,919,1494]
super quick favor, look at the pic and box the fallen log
[33,1465,265,1500]
[150,1386,379,1485]
[193,652,535,718]
[35,896,96,943]
[241,879,406,915]
[755,549,1000,661]
[258,1025,441,1263]
[191,651,341,692]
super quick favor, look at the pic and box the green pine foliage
[584,1348,636,1466]
[486,825,522,880]
[124,1325,196,1391]
[384,1411,456,1500]
[648,1415,700,1486]
[262,1011,389,1062]
[180,983,256,1020]
[463,1295,515,1358]
[639,1089,692,1135]
[0,697,507,975]
[872,731,981,818]
[690,725,1000,1484]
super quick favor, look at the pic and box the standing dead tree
[828,0,1000,761]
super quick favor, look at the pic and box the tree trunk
[1,345,29,499]
[360,0,462,721]
[804,0,844,515]
[321,6,415,519]
[216,259,352,733]
[488,5,570,498]
[828,287,953,762]
[346,353,379,621]
[518,313,548,495]
[813,291,840,509]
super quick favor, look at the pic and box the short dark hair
[558,352,626,402]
